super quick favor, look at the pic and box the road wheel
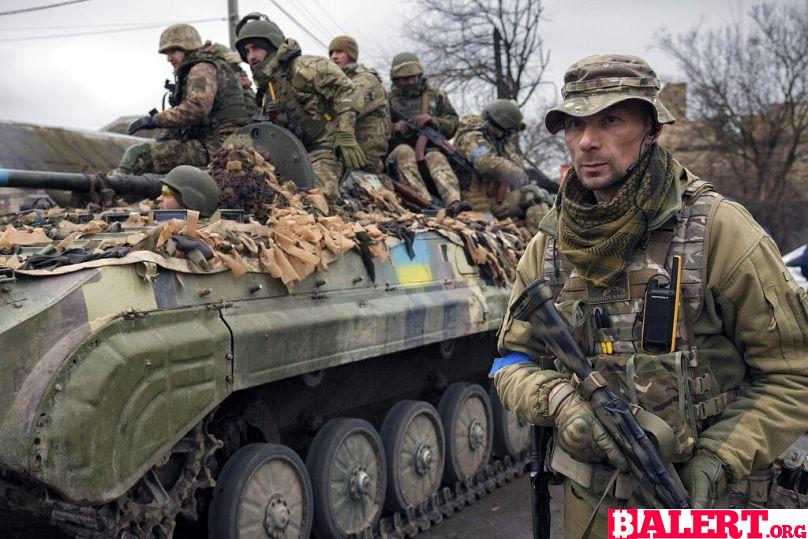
[306,418,386,538]
[438,383,493,485]
[208,443,312,539]
[489,384,531,458]
[380,400,445,512]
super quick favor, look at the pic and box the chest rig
[172,55,249,141]
[543,180,736,462]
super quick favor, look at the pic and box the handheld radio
[640,255,682,354]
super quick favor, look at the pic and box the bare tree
[405,0,550,108]
[658,2,808,249]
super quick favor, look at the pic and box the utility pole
[492,28,507,99]
[227,0,239,49]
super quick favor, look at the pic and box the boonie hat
[545,54,676,134]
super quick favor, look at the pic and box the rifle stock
[511,278,690,510]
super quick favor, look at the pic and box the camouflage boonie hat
[158,24,203,53]
[544,54,676,134]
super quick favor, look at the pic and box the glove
[549,381,630,471]
[128,115,158,135]
[415,113,433,128]
[334,130,366,170]
[501,167,529,190]
[680,453,727,508]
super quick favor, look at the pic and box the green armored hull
[0,223,529,538]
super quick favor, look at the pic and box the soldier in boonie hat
[492,53,808,538]
[544,54,676,134]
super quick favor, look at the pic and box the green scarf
[557,145,678,288]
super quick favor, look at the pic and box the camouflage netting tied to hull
[0,147,534,290]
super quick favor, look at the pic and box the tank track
[4,438,528,538]
[352,452,530,539]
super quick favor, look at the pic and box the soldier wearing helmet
[387,52,467,214]
[455,99,553,231]
[235,13,365,200]
[328,36,391,173]
[157,165,220,217]
[117,24,250,175]
[491,54,808,536]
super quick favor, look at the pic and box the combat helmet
[390,52,423,79]
[161,165,219,217]
[544,54,676,134]
[235,13,285,63]
[484,99,526,132]
[158,24,203,53]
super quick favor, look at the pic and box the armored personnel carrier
[0,124,532,538]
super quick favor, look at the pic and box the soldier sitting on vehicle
[118,24,250,175]
[235,13,365,200]
[328,36,391,174]
[387,52,469,215]
[157,165,219,217]
[455,99,554,231]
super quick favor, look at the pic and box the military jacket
[343,63,391,172]
[156,43,249,143]
[455,114,526,211]
[389,79,458,148]
[252,39,360,149]
[495,163,808,483]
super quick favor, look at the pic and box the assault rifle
[511,278,690,513]
[390,107,473,189]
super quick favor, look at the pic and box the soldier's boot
[117,142,154,174]
[389,144,432,200]
[424,151,461,204]
[309,148,345,200]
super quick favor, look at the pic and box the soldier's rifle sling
[511,278,690,509]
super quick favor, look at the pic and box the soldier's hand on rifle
[128,115,158,135]
[334,130,367,170]
[415,113,433,128]
[393,120,411,135]
[679,452,727,508]
[548,381,630,471]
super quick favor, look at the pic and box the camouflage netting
[0,147,534,291]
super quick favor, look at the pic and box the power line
[0,17,225,42]
[310,0,389,60]
[1,20,199,32]
[267,0,329,49]
[0,0,90,17]
[289,0,335,45]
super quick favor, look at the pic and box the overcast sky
[0,0,778,130]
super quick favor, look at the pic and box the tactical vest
[172,53,249,140]
[543,181,737,463]
[390,84,442,144]
[258,51,331,149]
[344,63,387,118]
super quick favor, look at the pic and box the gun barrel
[0,169,163,200]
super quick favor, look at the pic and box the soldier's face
[164,49,186,73]
[244,42,269,69]
[563,101,654,201]
[329,50,350,69]
[394,75,421,90]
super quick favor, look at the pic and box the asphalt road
[420,476,565,539]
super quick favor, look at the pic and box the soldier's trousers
[308,146,344,200]
[117,139,209,175]
[356,112,391,174]
[388,144,461,204]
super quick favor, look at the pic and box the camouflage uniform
[213,43,260,119]
[342,63,391,173]
[389,79,461,204]
[250,38,361,199]
[454,114,550,228]
[119,42,250,174]
[493,54,808,537]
